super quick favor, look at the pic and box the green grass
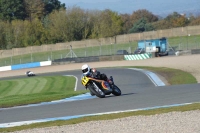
[0,76,87,108]
[128,66,197,85]
[0,66,198,132]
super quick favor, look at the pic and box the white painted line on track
[129,68,166,86]
[0,102,196,128]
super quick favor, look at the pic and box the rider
[81,64,113,85]
[25,70,34,77]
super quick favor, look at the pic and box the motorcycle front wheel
[90,91,95,96]
[88,83,105,98]
[112,85,121,96]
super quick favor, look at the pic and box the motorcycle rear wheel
[88,84,105,98]
[112,85,121,96]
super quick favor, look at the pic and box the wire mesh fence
[0,35,200,67]
[168,35,200,51]
[0,42,138,67]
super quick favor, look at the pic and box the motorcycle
[81,75,121,98]
[25,71,36,77]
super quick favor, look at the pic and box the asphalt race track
[0,68,200,125]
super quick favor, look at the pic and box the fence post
[85,44,86,57]
[11,56,12,65]
[99,41,102,56]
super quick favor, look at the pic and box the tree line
[0,0,200,50]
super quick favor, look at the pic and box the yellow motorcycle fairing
[81,76,90,86]
[81,76,109,90]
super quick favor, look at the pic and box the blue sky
[60,0,200,16]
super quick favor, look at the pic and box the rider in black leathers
[81,64,113,85]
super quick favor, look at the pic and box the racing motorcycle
[25,71,36,77]
[81,75,121,98]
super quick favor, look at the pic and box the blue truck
[136,37,168,56]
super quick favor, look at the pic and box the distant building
[137,37,168,56]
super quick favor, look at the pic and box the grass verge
[126,66,197,85]
[0,76,87,108]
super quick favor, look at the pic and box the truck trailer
[137,37,168,56]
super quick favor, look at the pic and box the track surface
[0,68,200,124]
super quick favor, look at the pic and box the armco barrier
[124,53,151,60]
[191,49,200,54]
[52,55,124,65]
[0,61,52,72]
[99,55,124,61]
[11,62,41,70]
[40,61,52,67]
[0,66,11,72]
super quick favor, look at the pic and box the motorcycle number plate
[81,76,89,86]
